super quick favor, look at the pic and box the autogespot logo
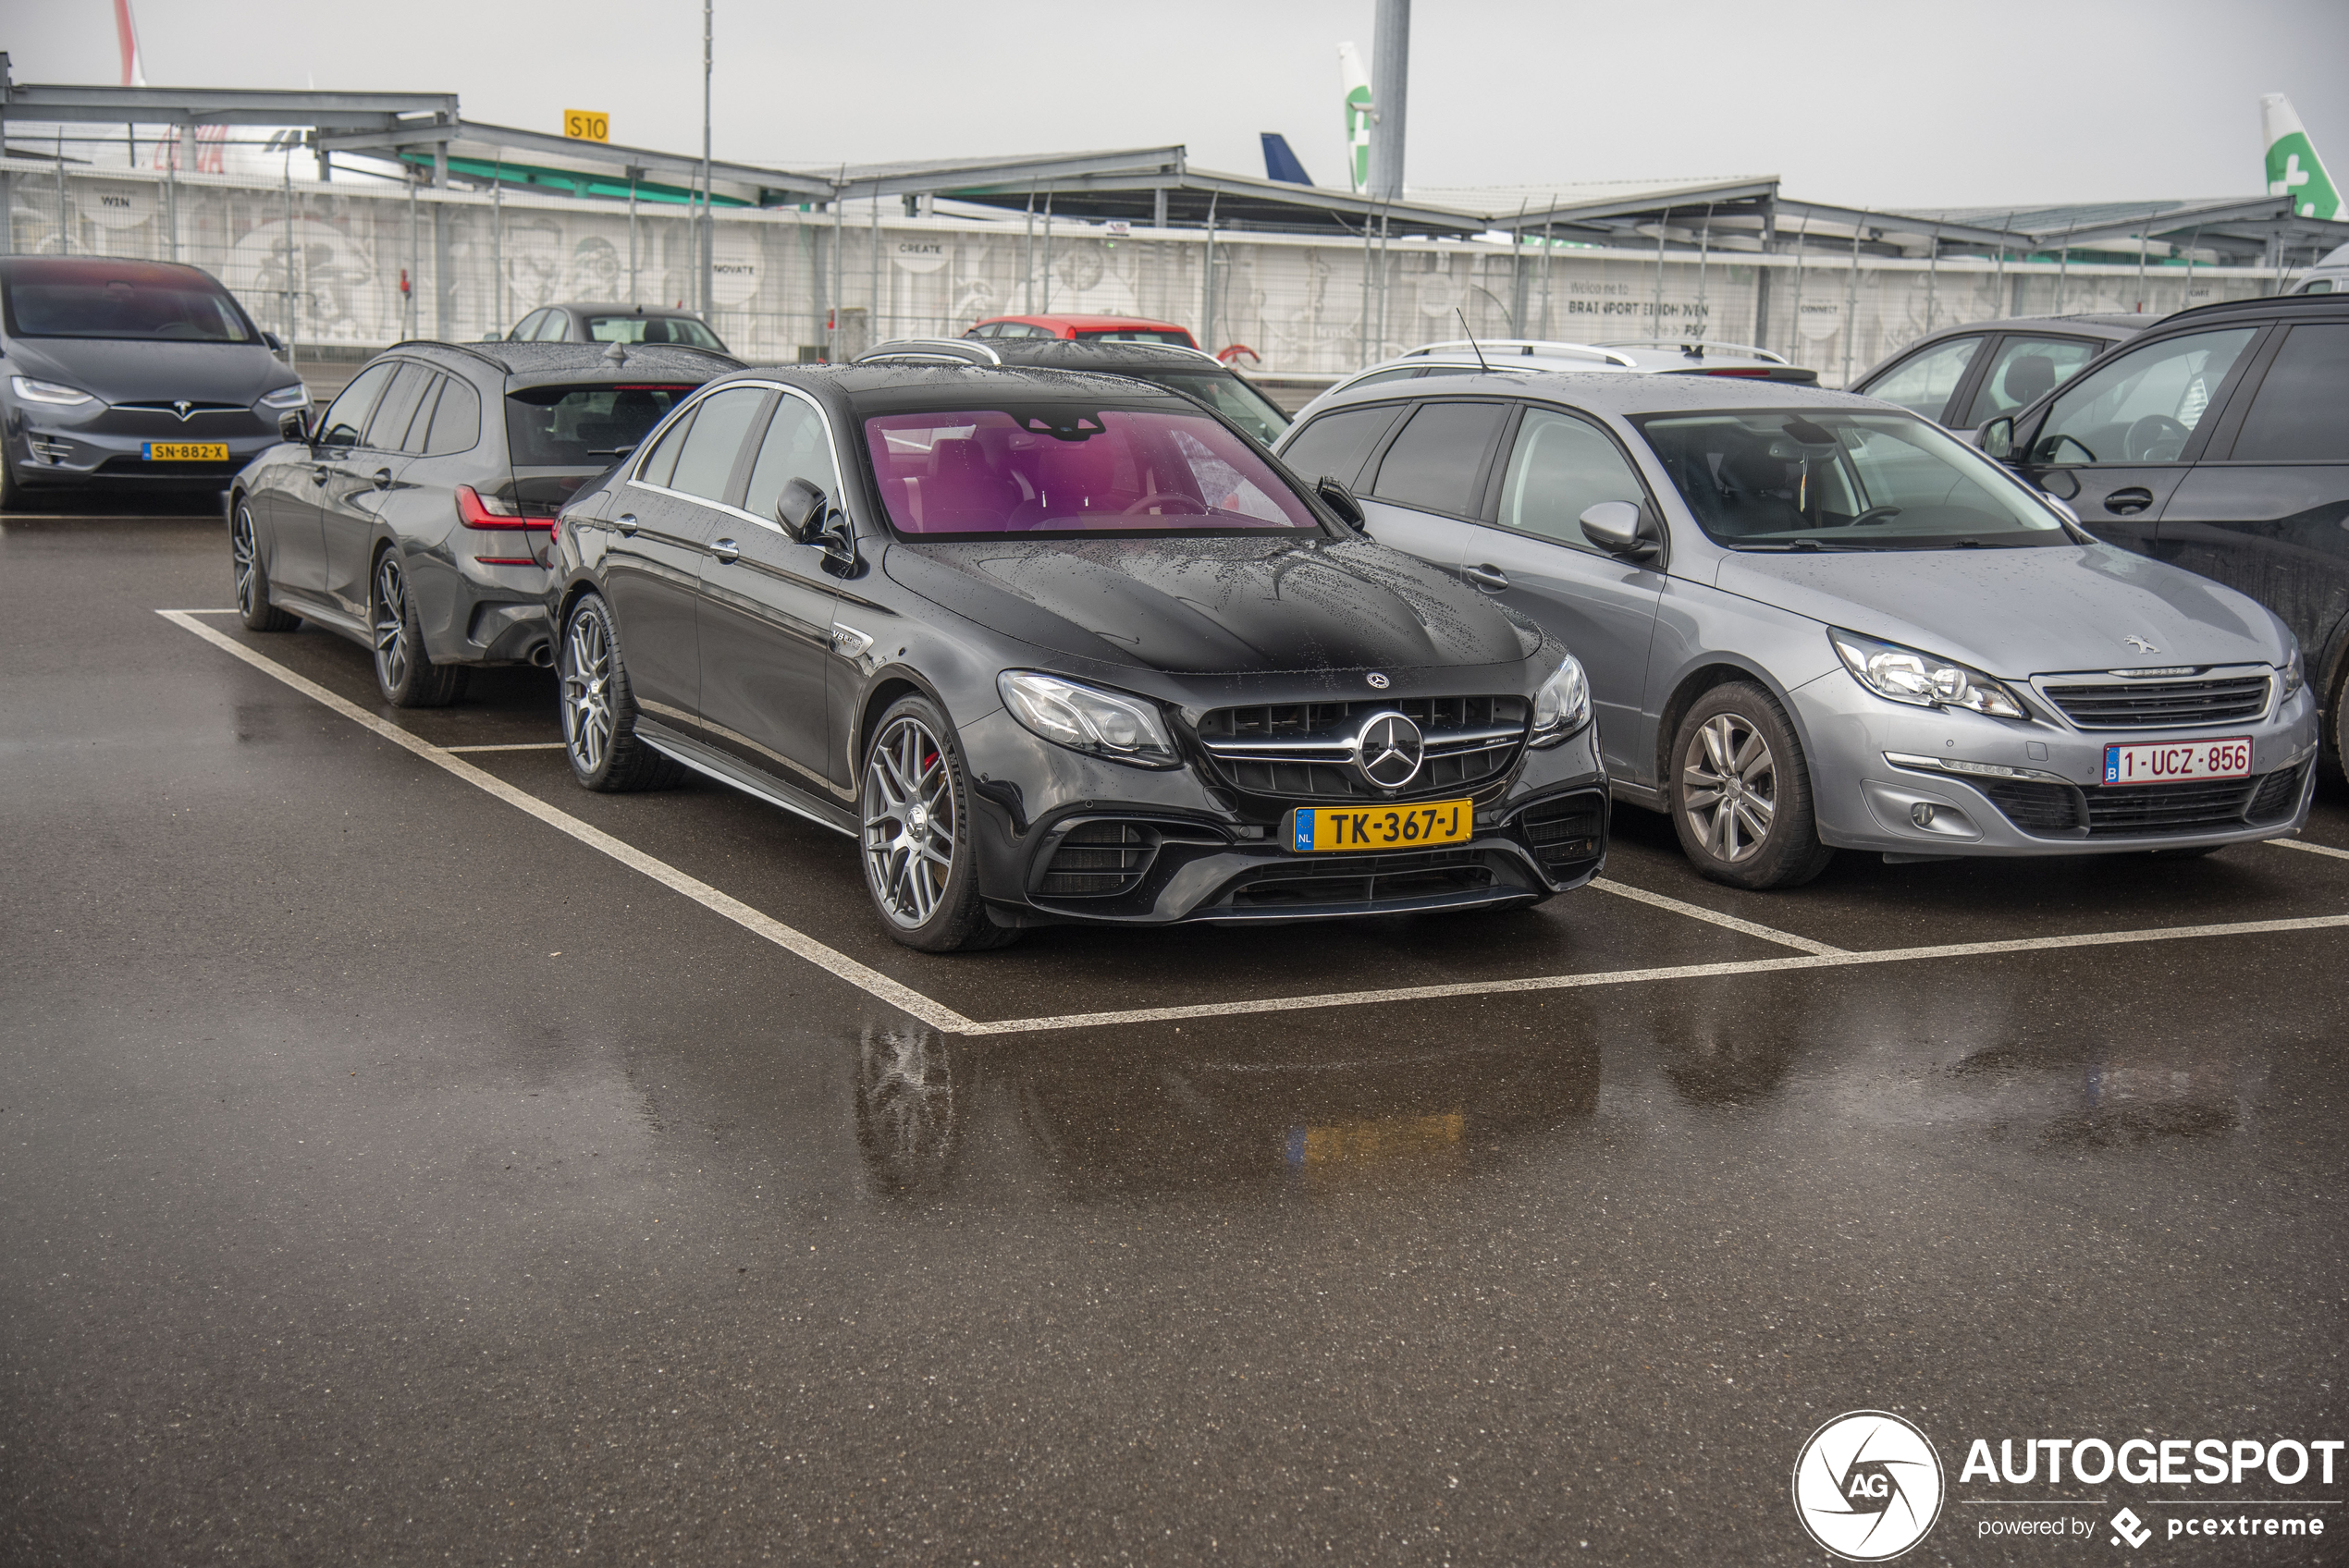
[1793,1411,1947,1561]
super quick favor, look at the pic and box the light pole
[700,0,714,319]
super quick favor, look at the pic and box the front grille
[1197,695,1528,802]
[1034,821,1159,898]
[1221,847,1489,910]
[1979,763,2306,839]
[2039,673,2270,729]
[1516,792,1605,870]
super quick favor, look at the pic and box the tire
[0,452,24,514]
[229,497,301,631]
[559,593,684,792]
[370,549,467,707]
[859,694,1019,952]
[1668,681,1837,890]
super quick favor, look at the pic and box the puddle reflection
[851,1019,1603,1201]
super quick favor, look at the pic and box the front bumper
[958,708,1610,925]
[1794,667,2318,856]
[6,415,277,487]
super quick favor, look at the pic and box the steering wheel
[2123,414,2190,463]
[1121,492,1209,516]
[1844,505,1902,527]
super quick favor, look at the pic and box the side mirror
[277,409,312,444]
[1314,474,1365,529]
[1981,416,2015,462]
[262,331,286,353]
[776,476,828,542]
[1579,499,1661,562]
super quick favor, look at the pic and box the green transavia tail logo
[2263,92,2343,222]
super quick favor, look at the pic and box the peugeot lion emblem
[1365,670,1391,690]
[2123,634,2160,654]
[1353,712,1424,789]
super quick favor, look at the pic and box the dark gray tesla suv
[0,256,307,508]
[546,363,1607,949]
[228,339,738,704]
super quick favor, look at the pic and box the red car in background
[965,313,1198,349]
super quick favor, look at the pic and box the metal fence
[3,155,2288,388]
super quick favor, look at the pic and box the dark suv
[1981,292,2349,765]
[855,337,1291,447]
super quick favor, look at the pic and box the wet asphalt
[4,504,2346,1566]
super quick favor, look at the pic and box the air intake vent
[1980,764,2305,839]
[1516,791,1605,869]
[1034,821,1158,898]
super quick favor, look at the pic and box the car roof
[384,339,743,388]
[979,339,1227,370]
[976,312,1190,332]
[547,302,707,318]
[2133,289,2349,331]
[716,361,1214,418]
[1315,366,1885,419]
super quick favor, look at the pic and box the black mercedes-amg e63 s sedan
[545,362,1608,950]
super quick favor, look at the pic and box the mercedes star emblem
[1365,671,1390,690]
[2123,634,2160,654]
[1353,711,1424,789]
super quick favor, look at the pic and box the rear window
[504,384,699,467]
[1075,328,1197,348]
[584,314,727,352]
[1,259,255,342]
[861,404,1320,539]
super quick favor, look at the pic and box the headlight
[257,383,311,410]
[1529,653,1592,744]
[2279,642,2306,701]
[1829,628,2027,719]
[10,375,94,407]
[997,670,1179,768]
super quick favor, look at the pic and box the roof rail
[1591,338,1791,365]
[1404,338,1638,369]
[855,337,1002,366]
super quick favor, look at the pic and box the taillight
[456,484,555,530]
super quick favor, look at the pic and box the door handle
[1462,562,1510,592]
[311,463,330,484]
[2103,487,2155,517]
[709,537,740,564]
[371,468,392,490]
[615,513,638,535]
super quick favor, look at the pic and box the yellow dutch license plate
[141,442,228,461]
[1287,798,1473,853]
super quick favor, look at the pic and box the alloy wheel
[230,505,260,617]
[372,555,412,693]
[862,716,956,928]
[1681,712,1777,863]
[562,610,615,776]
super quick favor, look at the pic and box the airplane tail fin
[1261,133,1314,187]
[1338,42,1371,195]
[2264,92,2342,222]
[113,0,146,88]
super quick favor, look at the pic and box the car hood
[1712,544,2287,677]
[4,336,293,405]
[882,534,1531,674]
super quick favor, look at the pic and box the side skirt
[636,721,859,838]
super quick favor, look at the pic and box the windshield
[1635,410,2071,550]
[862,404,1322,539]
[1,259,255,342]
[1141,370,1291,445]
[584,314,728,351]
[506,384,700,466]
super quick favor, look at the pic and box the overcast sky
[7,0,2345,209]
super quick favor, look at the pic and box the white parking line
[163,609,2349,1040]
[444,742,569,753]
[1593,878,1844,955]
[957,913,2349,1035]
[159,610,979,1035]
[2269,836,2349,862]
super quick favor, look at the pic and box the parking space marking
[444,742,569,753]
[955,912,2349,1035]
[159,611,979,1035]
[164,608,2349,1042]
[2269,836,2349,862]
[1592,877,1845,955]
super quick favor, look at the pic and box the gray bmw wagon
[1275,373,2318,888]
